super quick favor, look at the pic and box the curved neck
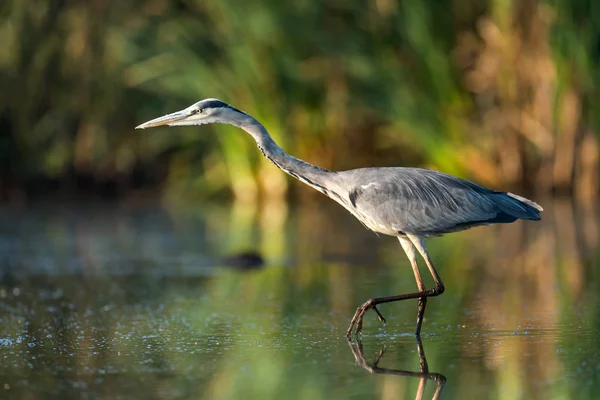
[233,115,333,195]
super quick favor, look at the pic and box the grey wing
[346,168,516,236]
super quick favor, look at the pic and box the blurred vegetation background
[2,3,600,396]
[1,0,599,203]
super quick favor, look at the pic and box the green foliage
[1,0,598,200]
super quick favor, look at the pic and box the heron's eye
[195,109,203,114]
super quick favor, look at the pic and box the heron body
[137,98,542,336]
[322,167,541,237]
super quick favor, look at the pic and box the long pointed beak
[135,109,189,129]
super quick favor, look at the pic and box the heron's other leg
[360,238,428,332]
[406,234,445,295]
[347,234,445,337]
[399,237,428,336]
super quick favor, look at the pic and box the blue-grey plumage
[136,98,543,337]
[330,167,542,237]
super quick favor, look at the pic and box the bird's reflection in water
[348,337,446,400]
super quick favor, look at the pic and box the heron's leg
[347,286,444,337]
[347,235,445,337]
[399,237,428,336]
[367,237,426,327]
[406,234,445,294]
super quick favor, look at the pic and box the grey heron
[136,98,543,337]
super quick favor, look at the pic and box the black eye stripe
[192,101,248,116]
[201,100,228,109]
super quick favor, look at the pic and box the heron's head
[135,98,250,130]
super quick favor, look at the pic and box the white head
[135,98,251,129]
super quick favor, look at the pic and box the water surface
[0,199,598,399]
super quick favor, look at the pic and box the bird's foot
[346,298,386,337]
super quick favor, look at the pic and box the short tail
[494,192,543,221]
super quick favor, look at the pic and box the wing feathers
[341,168,541,236]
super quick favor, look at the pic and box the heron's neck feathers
[236,117,333,196]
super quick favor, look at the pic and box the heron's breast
[339,199,400,236]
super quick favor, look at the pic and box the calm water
[0,198,599,399]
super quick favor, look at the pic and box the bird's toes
[346,325,355,338]
[356,323,363,335]
[373,306,387,324]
